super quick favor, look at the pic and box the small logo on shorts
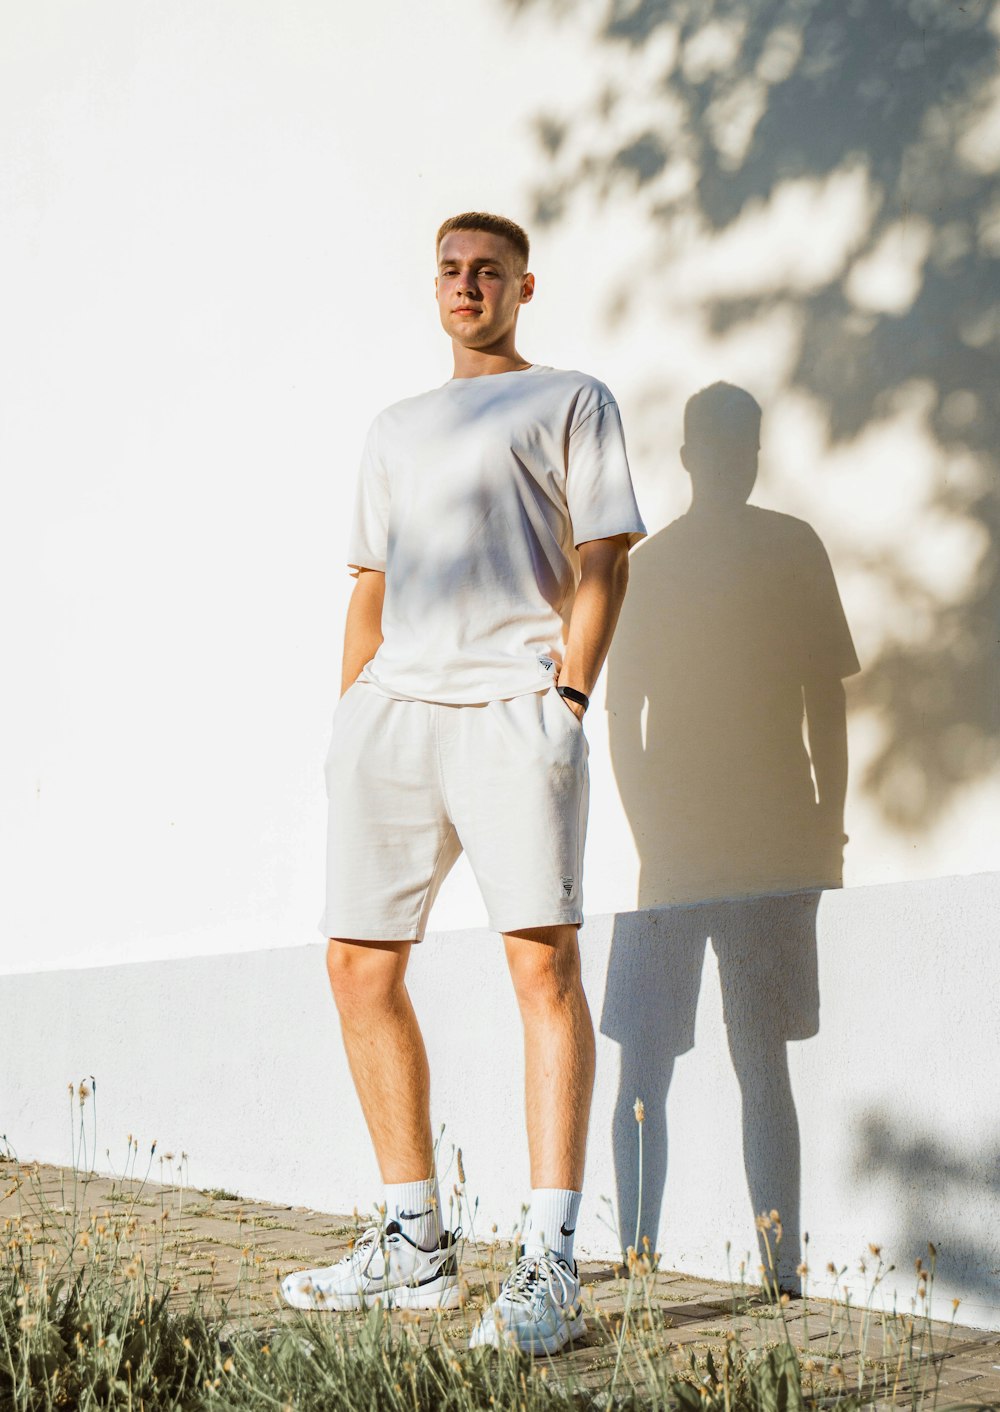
[561,876,575,897]
[539,657,555,674]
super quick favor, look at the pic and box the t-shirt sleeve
[346,418,390,577]
[566,397,646,550]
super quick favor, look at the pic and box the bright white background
[3,0,998,972]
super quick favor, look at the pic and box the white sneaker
[281,1221,461,1311]
[468,1249,585,1354]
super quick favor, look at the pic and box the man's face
[435,229,533,348]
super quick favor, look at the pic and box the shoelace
[336,1226,382,1268]
[323,1224,458,1279]
[501,1252,575,1308]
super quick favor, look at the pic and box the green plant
[0,1086,979,1412]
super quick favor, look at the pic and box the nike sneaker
[280,1221,461,1311]
[468,1249,585,1354]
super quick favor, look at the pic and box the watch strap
[556,685,590,713]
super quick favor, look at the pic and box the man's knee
[506,925,583,1011]
[326,938,409,1014]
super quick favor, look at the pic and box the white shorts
[320,683,590,940]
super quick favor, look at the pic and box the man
[281,212,645,1354]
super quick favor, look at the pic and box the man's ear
[680,443,692,474]
[434,275,439,298]
[520,271,535,304]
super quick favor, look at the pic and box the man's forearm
[559,538,631,704]
[341,569,385,696]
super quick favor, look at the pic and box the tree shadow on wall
[852,1111,1000,1311]
[507,0,1000,833]
[599,383,859,1284]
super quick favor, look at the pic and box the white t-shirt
[347,364,646,704]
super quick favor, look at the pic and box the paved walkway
[3,1160,998,1408]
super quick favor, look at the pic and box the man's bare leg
[503,923,596,1190]
[326,938,434,1182]
[281,937,455,1310]
[466,925,593,1349]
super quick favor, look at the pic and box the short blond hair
[436,212,530,270]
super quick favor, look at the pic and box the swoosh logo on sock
[398,1207,435,1222]
[560,1223,575,1237]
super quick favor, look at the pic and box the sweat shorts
[319,682,590,940]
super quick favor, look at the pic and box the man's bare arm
[341,568,385,696]
[558,535,632,717]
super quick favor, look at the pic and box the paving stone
[3,1157,997,1407]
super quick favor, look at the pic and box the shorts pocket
[542,686,588,759]
[549,687,585,731]
[325,681,370,766]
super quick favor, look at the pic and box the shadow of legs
[612,1052,673,1258]
[728,1028,802,1290]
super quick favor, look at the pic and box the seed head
[633,1098,645,1124]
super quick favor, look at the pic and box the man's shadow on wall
[602,383,860,1287]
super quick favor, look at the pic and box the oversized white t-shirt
[347,364,646,704]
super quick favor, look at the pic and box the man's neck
[451,343,532,379]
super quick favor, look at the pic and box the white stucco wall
[4,0,999,976]
[3,873,998,1329]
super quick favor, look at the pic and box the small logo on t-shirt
[539,657,555,674]
[561,876,574,897]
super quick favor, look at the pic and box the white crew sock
[522,1188,582,1264]
[384,1176,441,1250]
